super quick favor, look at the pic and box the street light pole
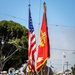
[62,52,66,73]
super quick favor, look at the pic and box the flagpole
[28,1,31,75]
[43,2,46,14]
[36,0,41,75]
[43,3,47,75]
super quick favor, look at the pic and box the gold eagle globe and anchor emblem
[39,30,46,47]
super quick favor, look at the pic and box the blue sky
[0,0,75,73]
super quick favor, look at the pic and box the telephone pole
[64,62,71,70]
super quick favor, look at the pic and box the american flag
[28,7,36,72]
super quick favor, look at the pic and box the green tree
[0,20,28,71]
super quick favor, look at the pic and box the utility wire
[0,12,26,21]
[51,48,75,51]
[48,24,75,28]
[0,12,75,52]
[0,12,75,28]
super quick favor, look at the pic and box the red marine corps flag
[28,5,36,73]
[36,2,50,72]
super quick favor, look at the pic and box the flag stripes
[28,7,36,73]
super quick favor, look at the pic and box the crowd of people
[0,70,25,75]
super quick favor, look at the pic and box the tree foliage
[0,20,28,71]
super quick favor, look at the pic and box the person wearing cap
[1,71,7,75]
[9,70,15,75]
[18,71,25,75]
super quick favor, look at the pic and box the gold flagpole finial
[43,2,46,13]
